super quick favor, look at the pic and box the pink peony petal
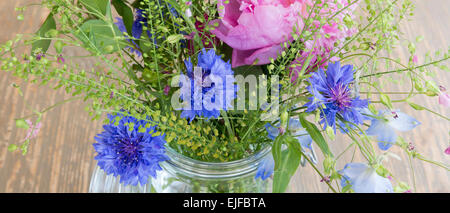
[212,0,307,67]
[212,0,356,68]
[232,44,286,68]
[217,0,241,29]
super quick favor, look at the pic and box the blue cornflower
[304,62,369,132]
[340,163,393,193]
[115,5,179,55]
[131,9,152,42]
[179,48,237,122]
[115,17,142,56]
[256,118,316,180]
[93,113,169,186]
[366,109,420,150]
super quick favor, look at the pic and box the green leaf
[272,136,283,169]
[408,102,425,110]
[272,135,302,193]
[75,19,125,54]
[31,13,56,55]
[8,144,18,152]
[233,65,264,76]
[380,93,393,109]
[112,0,134,36]
[299,114,333,157]
[80,0,108,17]
[165,34,185,44]
[15,119,29,129]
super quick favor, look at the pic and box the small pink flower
[35,53,45,61]
[57,55,65,64]
[23,119,42,142]
[404,189,412,193]
[183,32,196,40]
[439,86,450,107]
[187,14,219,54]
[407,142,415,151]
[320,176,331,183]
[412,55,418,64]
[289,0,358,81]
[278,127,286,135]
[445,146,450,155]
[439,93,450,107]
[164,85,170,95]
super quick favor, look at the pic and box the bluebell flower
[93,113,169,186]
[304,62,369,132]
[256,118,315,180]
[265,119,313,151]
[179,48,237,122]
[340,163,393,193]
[255,154,275,180]
[366,109,420,150]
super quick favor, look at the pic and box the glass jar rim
[161,145,272,179]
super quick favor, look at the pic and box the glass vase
[89,146,272,193]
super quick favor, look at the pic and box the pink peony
[445,146,450,155]
[210,0,310,68]
[211,0,357,70]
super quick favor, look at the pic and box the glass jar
[89,146,272,193]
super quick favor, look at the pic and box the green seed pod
[280,110,288,127]
[54,40,63,53]
[103,45,114,53]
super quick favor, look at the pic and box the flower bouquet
[2,0,449,193]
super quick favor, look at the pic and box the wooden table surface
[0,0,448,192]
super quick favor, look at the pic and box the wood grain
[0,0,448,192]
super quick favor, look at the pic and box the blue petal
[114,18,127,33]
[340,163,393,193]
[265,123,279,140]
[325,61,342,85]
[265,119,313,152]
[338,64,354,85]
[296,129,313,150]
[132,19,143,39]
[255,154,275,180]
[387,110,421,131]
[366,119,397,151]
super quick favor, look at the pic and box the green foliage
[79,0,108,17]
[15,119,29,129]
[299,114,333,157]
[75,19,124,54]
[272,135,302,193]
[112,0,134,35]
[31,13,56,55]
